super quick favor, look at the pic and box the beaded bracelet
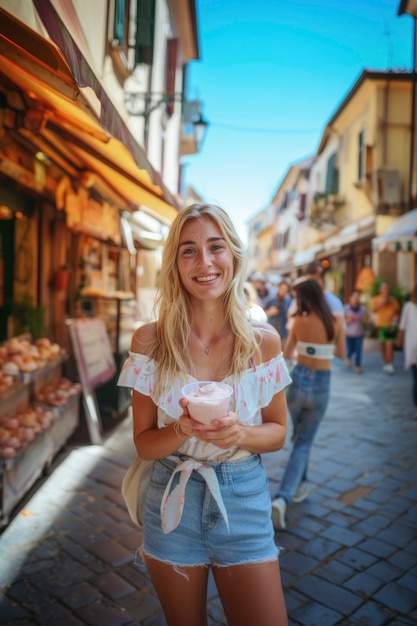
[173,421,189,440]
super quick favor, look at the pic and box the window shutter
[165,38,178,116]
[325,153,338,195]
[114,0,126,43]
[358,131,364,181]
[297,193,306,220]
[135,0,156,65]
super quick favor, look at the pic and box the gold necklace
[190,326,231,356]
[190,329,212,355]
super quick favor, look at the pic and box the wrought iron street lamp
[124,91,208,150]
[398,0,417,211]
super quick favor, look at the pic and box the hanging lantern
[355,266,375,291]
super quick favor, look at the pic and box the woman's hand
[192,411,242,449]
[177,398,200,439]
[178,397,240,446]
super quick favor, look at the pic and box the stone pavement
[0,343,416,626]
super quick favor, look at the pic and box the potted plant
[11,294,46,340]
[54,264,70,291]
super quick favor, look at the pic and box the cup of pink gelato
[181,381,233,425]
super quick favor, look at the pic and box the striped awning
[0,5,179,223]
[372,237,417,252]
[372,209,417,252]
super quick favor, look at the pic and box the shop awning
[32,0,175,190]
[55,130,176,222]
[32,0,140,154]
[293,245,323,268]
[372,237,417,252]
[372,209,417,252]
[0,7,178,224]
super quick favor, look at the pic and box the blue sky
[184,0,412,242]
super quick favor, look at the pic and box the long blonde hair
[148,203,260,396]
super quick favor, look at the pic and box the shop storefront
[0,8,177,525]
[316,217,375,302]
[372,209,417,294]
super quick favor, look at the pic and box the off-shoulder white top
[118,351,292,463]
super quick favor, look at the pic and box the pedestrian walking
[264,280,293,349]
[248,272,269,307]
[397,283,417,419]
[243,281,268,322]
[271,278,345,530]
[304,260,345,316]
[118,203,291,626]
[370,281,400,374]
[286,260,345,334]
[344,289,367,373]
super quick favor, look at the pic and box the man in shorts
[371,282,400,374]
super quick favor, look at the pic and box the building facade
[248,70,417,301]
[0,0,204,343]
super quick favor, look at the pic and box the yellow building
[262,69,416,299]
[246,207,273,278]
[311,70,415,297]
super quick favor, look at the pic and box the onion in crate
[2,361,20,376]
[1,446,17,458]
[7,339,24,354]
[0,416,19,429]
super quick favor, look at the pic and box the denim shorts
[142,454,279,567]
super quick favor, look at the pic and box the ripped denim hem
[138,546,282,580]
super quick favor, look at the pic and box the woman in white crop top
[271,278,345,532]
[118,203,291,626]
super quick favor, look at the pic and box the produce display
[0,407,55,459]
[0,335,83,527]
[0,336,81,460]
[0,337,62,392]
[34,377,81,407]
[0,377,81,459]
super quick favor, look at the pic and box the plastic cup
[181,381,233,425]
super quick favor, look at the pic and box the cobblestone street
[0,343,416,625]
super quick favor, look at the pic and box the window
[113,0,130,57]
[297,193,306,220]
[325,152,339,195]
[165,39,178,117]
[252,221,261,234]
[135,0,156,65]
[358,130,365,182]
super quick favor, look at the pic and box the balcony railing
[308,193,347,230]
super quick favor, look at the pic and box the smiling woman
[176,217,234,309]
[117,203,292,626]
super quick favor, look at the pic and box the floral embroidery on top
[117,352,292,462]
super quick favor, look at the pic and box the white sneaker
[293,481,311,503]
[383,364,394,374]
[271,497,287,530]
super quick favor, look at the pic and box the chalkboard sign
[67,318,117,443]
[68,318,116,393]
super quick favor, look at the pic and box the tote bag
[121,456,154,527]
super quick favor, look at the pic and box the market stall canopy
[122,210,169,251]
[293,244,323,268]
[0,7,178,224]
[372,209,417,252]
